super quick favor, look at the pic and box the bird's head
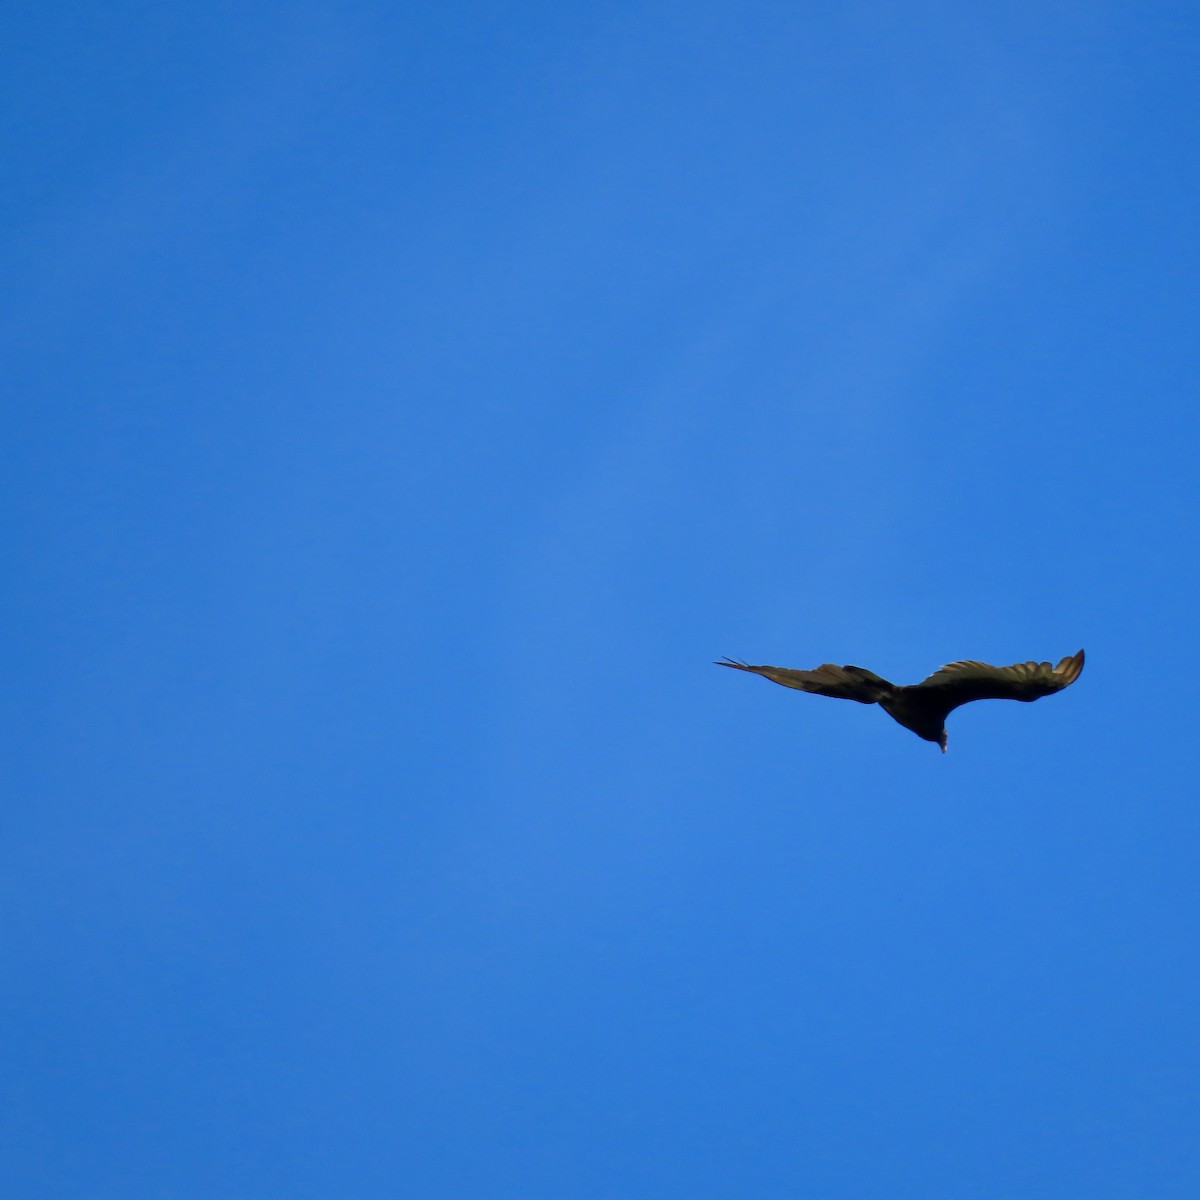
[938,731,948,753]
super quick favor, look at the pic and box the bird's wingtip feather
[715,657,751,670]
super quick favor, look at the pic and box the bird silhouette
[716,649,1085,751]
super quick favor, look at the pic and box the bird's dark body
[715,650,1085,751]
[879,689,956,746]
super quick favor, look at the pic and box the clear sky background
[5,2,1200,1196]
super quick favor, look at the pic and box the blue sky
[4,2,1200,1196]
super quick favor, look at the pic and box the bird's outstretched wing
[911,649,1085,714]
[714,658,893,704]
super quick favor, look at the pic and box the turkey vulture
[715,649,1084,751]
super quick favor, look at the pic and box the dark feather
[910,650,1085,715]
[716,649,1085,751]
[715,657,893,703]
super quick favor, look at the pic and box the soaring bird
[715,649,1085,751]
